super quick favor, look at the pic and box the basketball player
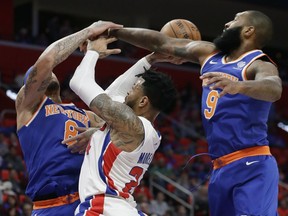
[15,21,123,216]
[68,38,177,215]
[109,10,282,215]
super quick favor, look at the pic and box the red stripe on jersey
[86,194,105,215]
[103,143,130,199]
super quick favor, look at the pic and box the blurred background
[0,0,287,215]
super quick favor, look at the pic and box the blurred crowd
[0,15,288,216]
[1,83,288,215]
[12,16,288,84]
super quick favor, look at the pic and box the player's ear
[244,26,255,38]
[139,96,149,108]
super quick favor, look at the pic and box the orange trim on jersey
[222,49,262,64]
[242,53,266,81]
[33,192,79,210]
[25,96,47,127]
[212,146,271,169]
[200,51,219,74]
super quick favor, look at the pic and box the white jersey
[78,116,161,204]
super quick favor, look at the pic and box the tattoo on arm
[52,30,90,67]
[24,67,37,95]
[24,66,51,94]
[90,94,143,134]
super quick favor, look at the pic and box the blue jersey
[201,50,273,158]
[17,97,90,200]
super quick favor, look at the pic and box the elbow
[270,83,282,102]
[267,77,283,102]
[271,88,282,102]
[37,53,55,70]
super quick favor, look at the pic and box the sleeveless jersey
[201,50,273,158]
[78,116,161,204]
[17,96,90,200]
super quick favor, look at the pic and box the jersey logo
[233,61,246,70]
[245,160,259,166]
[209,60,218,64]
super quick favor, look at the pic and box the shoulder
[247,58,279,80]
[139,117,161,143]
[186,41,217,65]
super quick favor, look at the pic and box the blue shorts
[32,199,80,216]
[208,155,279,216]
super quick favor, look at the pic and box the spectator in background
[21,201,33,216]
[45,16,60,43]
[14,27,32,44]
[134,179,153,202]
[1,190,22,215]
[59,19,73,38]
[150,191,170,216]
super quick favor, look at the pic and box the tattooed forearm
[52,29,90,67]
[90,94,143,134]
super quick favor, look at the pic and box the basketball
[160,19,201,40]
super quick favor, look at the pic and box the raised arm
[16,21,123,113]
[109,27,216,64]
[69,40,144,152]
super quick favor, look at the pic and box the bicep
[250,60,280,82]
[85,110,105,128]
[170,40,215,64]
[90,94,144,135]
[20,63,52,109]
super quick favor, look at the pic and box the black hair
[246,10,273,48]
[136,69,178,114]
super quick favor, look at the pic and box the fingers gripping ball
[160,19,201,40]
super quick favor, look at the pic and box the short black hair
[136,69,177,114]
[246,10,273,48]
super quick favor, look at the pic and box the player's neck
[225,46,255,62]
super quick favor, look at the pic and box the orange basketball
[160,19,201,40]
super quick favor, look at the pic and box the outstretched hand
[87,37,121,58]
[88,21,123,41]
[200,72,241,97]
[62,127,98,154]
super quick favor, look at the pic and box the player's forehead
[134,77,145,87]
[234,11,249,19]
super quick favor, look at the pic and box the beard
[213,26,242,55]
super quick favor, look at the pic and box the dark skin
[110,11,282,102]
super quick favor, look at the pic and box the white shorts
[74,194,146,216]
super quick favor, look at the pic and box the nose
[224,21,232,30]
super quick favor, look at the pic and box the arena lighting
[6,89,17,101]
[278,122,288,133]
